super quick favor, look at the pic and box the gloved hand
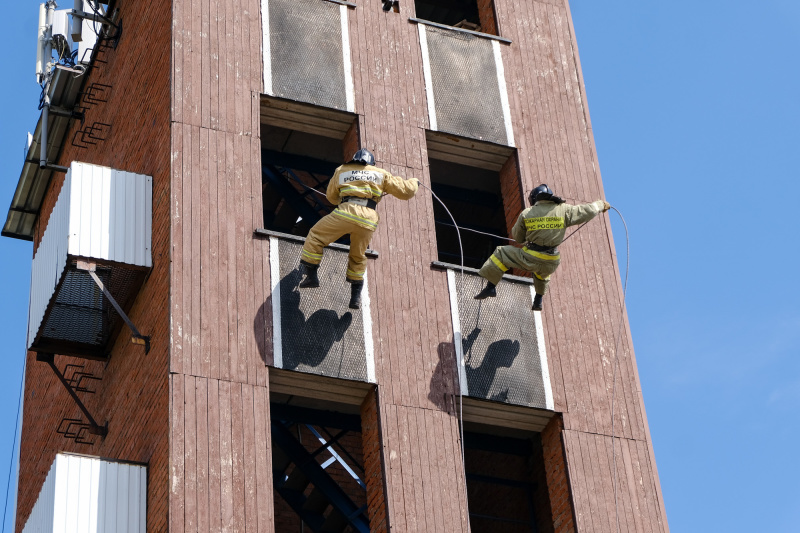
[602,201,611,212]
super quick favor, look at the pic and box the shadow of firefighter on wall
[462,326,519,402]
[256,264,358,375]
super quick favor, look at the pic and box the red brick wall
[16,1,171,531]
[499,153,524,237]
[542,415,577,533]
[477,0,498,35]
[361,388,388,532]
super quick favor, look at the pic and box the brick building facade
[7,0,667,531]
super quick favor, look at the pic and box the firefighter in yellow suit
[299,149,419,309]
[474,184,610,311]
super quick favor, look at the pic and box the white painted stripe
[340,4,355,113]
[493,39,515,147]
[270,236,283,368]
[362,269,376,383]
[447,270,468,396]
[418,24,438,131]
[531,286,554,410]
[262,0,272,94]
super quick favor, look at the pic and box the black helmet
[351,148,375,166]
[529,184,554,205]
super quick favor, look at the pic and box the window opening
[269,398,371,532]
[414,0,498,35]
[261,125,346,239]
[429,158,507,269]
[464,429,553,533]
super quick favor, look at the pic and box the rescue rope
[608,206,630,533]
[435,207,595,244]
[417,181,472,518]
[1,358,25,533]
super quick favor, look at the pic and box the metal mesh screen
[454,272,548,409]
[425,26,508,145]
[277,240,368,381]
[32,262,147,357]
[269,0,348,111]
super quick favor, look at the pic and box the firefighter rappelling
[298,148,419,309]
[473,184,610,311]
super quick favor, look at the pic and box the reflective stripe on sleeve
[489,254,509,272]
[522,247,561,261]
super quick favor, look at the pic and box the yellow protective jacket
[511,199,605,247]
[326,163,419,231]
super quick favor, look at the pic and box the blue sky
[0,1,798,532]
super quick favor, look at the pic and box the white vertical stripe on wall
[340,4,355,113]
[530,286,554,411]
[492,40,515,148]
[270,236,283,369]
[22,454,147,533]
[262,0,271,94]
[27,162,153,349]
[362,269,375,383]
[418,25,438,131]
[446,270,469,396]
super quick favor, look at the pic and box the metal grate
[277,240,368,381]
[32,262,147,358]
[454,273,548,409]
[425,26,508,145]
[269,0,348,111]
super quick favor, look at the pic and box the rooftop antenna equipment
[35,2,55,84]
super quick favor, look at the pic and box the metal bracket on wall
[76,261,150,354]
[71,7,123,48]
[36,353,108,442]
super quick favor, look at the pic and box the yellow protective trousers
[478,245,561,295]
[301,211,374,282]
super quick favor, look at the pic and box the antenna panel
[77,1,99,64]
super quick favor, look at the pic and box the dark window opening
[270,400,370,533]
[261,124,344,238]
[464,429,554,533]
[414,0,498,36]
[430,158,508,269]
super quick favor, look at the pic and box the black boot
[298,263,320,288]
[348,281,364,309]
[532,293,543,311]
[474,281,497,300]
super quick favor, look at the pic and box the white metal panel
[22,458,57,533]
[27,161,152,349]
[66,161,152,267]
[23,454,147,533]
[27,169,71,348]
[77,1,99,64]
